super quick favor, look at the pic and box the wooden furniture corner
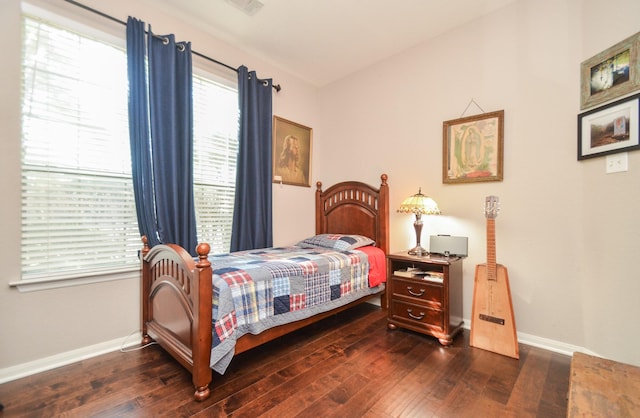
[386,252,463,345]
[568,352,640,417]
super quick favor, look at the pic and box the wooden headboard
[315,174,389,254]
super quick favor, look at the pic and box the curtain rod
[62,0,282,92]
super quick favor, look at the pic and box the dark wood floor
[0,304,571,417]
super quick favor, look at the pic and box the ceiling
[145,0,516,87]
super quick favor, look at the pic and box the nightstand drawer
[391,277,442,307]
[390,300,444,330]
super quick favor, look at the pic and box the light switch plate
[606,153,628,173]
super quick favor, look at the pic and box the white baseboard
[461,320,599,358]
[0,333,141,384]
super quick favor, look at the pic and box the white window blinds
[192,75,239,253]
[21,15,139,280]
[21,13,239,283]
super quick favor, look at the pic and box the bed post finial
[196,243,211,268]
[315,181,324,234]
[378,174,390,255]
[141,235,150,256]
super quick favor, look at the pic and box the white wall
[317,0,640,366]
[0,0,320,377]
[2,0,639,381]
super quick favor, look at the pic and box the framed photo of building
[272,116,312,187]
[580,31,640,110]
[442,110,504,184]
[578,92,640,160]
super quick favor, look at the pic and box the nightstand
[386,252,463,345]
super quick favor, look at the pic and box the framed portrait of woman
[442,110,504,184]
[272,116,312,187]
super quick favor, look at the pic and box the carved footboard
[140,237,213,401]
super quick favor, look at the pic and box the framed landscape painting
[578,92,640,160]
[580,31,640,110]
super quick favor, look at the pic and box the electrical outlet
[606,153,628,173]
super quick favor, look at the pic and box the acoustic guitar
[470,196,519,359]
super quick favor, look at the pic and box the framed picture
[580,31,640,110]
[578,92,640,160]
[442,110,504,184]
[272,116,312,187]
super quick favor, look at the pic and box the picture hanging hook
[460,98,486,118]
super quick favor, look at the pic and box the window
[193,75,239,251]
[21,14,138,281]
[20,12,238,286]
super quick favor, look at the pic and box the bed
[139,174,390,401]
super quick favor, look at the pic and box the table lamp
[397,188,440,256]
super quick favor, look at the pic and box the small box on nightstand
[429,235,468,257]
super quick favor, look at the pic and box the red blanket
[358,246,387,287]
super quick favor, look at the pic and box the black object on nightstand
[386,252,464,345]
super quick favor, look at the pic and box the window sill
[9,268,139,292]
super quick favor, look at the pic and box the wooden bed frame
[140,174,389,401]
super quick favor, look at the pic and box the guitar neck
[487,218,497,280]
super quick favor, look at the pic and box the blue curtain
[126,17,159,247]
[147,30,197,254]
[230,66,273,251]
[126,18,198,254]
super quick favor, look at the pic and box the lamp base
[408,245,429,257]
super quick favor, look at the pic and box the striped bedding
[208,245,386,373]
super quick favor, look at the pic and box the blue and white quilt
[208,245,384,373]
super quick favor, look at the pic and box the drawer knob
[406,286,425,297]
[407,308,425,320]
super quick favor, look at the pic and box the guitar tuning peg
[484,195,500,219]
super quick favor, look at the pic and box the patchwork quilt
[208,246,385,374]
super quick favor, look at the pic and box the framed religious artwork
[442,110,504,184]
[580,31,640,110]
[272,116,312,187]
[578,92,640,160]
